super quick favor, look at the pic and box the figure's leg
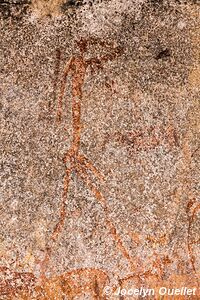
[75,162,135,271]
[78,154,105,183]
[38,167,72,283]
[76,162,107,207]
[51,166,72,241]
[71,96,82,153]
[38,247,51,284]
[105,217,136,272]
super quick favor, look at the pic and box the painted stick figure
[53,37,123,240]
[39,38,135,281]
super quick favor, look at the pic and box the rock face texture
[0,0,199,299]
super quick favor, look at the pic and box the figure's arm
[62,56,74,78]
[86,57,102,72]
[86,46,123,70]
[100,46,123,63]
[56,56,74,123]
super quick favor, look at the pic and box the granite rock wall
[0,0,199,299]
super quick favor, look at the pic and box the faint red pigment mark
[34,267,110,299]
[37,37,137,281]
[115,123,179,155]
[178,129,200,285]
[105,77,117,94]
[110,268,163,299]
[51,48,61,110]
[186,198,200,277]
[38,49,62,122]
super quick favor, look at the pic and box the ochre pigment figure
[37,37,136,281]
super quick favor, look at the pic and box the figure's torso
[71,56,87,98]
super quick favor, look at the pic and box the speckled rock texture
[0,0,200,299]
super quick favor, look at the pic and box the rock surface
[0,0,199,299]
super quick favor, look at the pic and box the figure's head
[76,38,88,54]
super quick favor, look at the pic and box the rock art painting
[0,0,199,299]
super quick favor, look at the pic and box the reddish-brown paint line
[115,123,179,154]
[186,198,200,279]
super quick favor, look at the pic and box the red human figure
[54,37,123,230]
[38,38,135,281]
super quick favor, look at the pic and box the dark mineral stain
[65,0,78,6]
[155,48,171,60]
[0,0,30,19]
[61,0,107,11]
[145,0,167,11]
[175,0,199,4]
[61,0,84,10]
[148,0,164,6]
